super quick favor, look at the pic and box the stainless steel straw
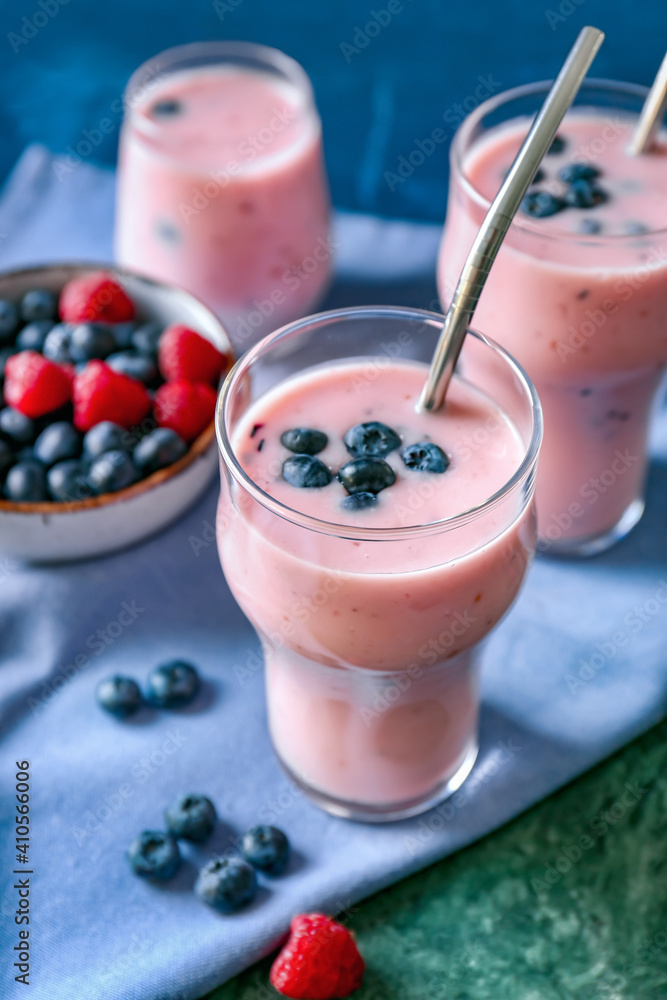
[418,25,605,413]
[627,50,667,155]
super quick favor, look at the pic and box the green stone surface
[204,719,667,999]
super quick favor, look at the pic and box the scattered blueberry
[4,461,47,501]
[96,675,143,717]
[151,99,183,118]
[623,221,649,236]
[579,219,603,235]
[564,180,607,209]
[88,449,137,494]
[195,857,257,912]
[519,190,565,218]
[107,350,158,383]
[69,323,118,362]
[547,134,566,155]
[147,660,200,708]
[401,442,450,474]
[83,421,128,458]
[558,162,600,184]
[0,300,19,342]
[131,322,163,357]
[0,440,13,476]
[16,320,53,351]
[337,457,396,495]
[110,322,136,350]
[128,830,181,880]
[43,323,74,363]
[20,288,58,322]
[133,428,187,475]
[165,794,217,842]
[47,460,93,502]
[0,407,36,446]
[344,421,401,459]
[242,825,290,875]
[33,421,81,467]
[342,491,378,511]
[0,347,17,378]
[280,427,328,455]
[282,454,332,488]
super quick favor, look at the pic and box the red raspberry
[73,361,151,431]
[154,381,217,442]
[270,914,365,999]
[158,324,231,385]
[4,351,72,418]
[59,271,135,323]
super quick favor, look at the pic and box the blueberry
[96,675,143,717]
[106,350,158,383]
[344,421,401,458]
[4,461,46,501]
[33,421,80,467]
[280,427,328,455]
[401,442,450,473]
[0,407,36,446]
[564,180,607,209]
[547,134,566,155]
[519,190,565,218]
[83,421,128,458]
[342,491,378,511]
[133,428,187,475]
[165,793,217,842]
[69,323,117,362]
[337,457,396,495]
[0,347,17,378]
[43,323,74,363]
[147,660,200,708]
[241,825,290,875]
[20,288,58,322]
[128,830,181,880]
[282,454,332,488]
[151,99,183,118]
[131,322,163,357]
[623,221,649,236]
[110,322,136,350]
[155,219,181,244]
[0,300,19,342]
[0,440,13,476]
[194,857,257,912]
[47,460,93,502]
[558,162,600,184]
[579,219,603,235]
[16,320,53,352]
[88,449,137,494]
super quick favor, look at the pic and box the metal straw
[419,25,605,413]
[627,50,667,155]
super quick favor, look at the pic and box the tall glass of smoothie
[115,42,332,351]
[438,80,667,556]
[216,306,542,821]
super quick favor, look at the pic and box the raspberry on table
[154,380,217,442]
[158,323,230,385]
[270,913,365,999]
[4,351,72,418]
[59,271,136,324]
[72,360,151,431]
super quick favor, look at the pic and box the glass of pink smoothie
[216,306,542,821]
[115,42,331,351]
[438,80,667,556]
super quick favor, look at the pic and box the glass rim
[215,305,543,541]
[450,76,667,245]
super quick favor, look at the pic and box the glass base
[276,739,479,824]
[538,497,645,558]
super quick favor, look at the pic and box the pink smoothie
[438,111,667,550]
[116,64,331,348]
[218,360,535,811]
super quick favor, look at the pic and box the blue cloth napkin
[1,145,667,1000]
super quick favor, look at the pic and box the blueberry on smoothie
[97,675,143,717]
[147,660,200,708]
[20,288,58,322]
[241,825,290,875]
[342,491,378,511]
[623,221,649,236]
[564,180,607,209]
[344,421,401,459]
[282,454,332,488]
[579,219,603,235]
[337,457,396,495]
[547,134,566,155]
[165,793,217,842]
[519,191,565,218]
[195,857,257,912]
[151,99,183,118]
[558,162,600,184]
[401,442,450,473]
[280,427,328,455]
[128,830,181,880]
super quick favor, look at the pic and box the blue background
[0,0,666,221]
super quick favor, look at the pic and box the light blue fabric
[1,146,666,1000]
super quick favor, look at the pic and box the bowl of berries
[0,264,233,562]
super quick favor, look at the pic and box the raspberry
[270,914,365,999]
[154,381,217,442]
[73,361,151,432]
[158,324,231,385]
[59,271,135,324]
[4,351,72,418]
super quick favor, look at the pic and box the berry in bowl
[0,264,233,562]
